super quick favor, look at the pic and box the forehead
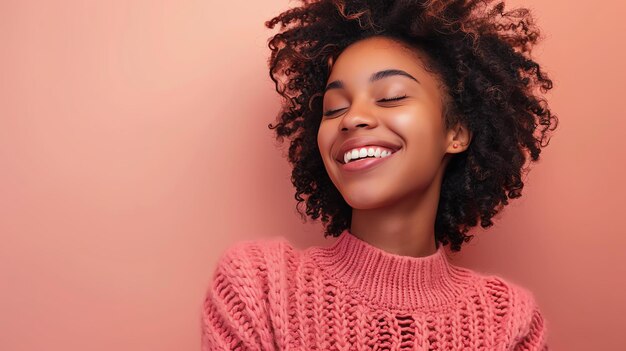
[327,36,430,84]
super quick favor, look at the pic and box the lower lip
[339,149,399,172]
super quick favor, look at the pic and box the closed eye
[323,95,408,117]
[379,95,407,102]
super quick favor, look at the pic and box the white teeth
[343,146,395,164]
[351,149,359,160]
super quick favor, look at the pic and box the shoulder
[214,235,298,268]
[439,261,540,312]
[476,273,541,315]
[210,235,300,292]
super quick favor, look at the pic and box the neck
[350,171,442,258]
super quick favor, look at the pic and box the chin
[341,191,392,210]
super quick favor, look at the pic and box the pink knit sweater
[200,229,548,350]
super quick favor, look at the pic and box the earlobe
[446,122,472,153]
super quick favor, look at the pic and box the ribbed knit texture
[201,229,549,350]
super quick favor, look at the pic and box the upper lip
[335,136,402,164]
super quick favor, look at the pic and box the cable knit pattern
[200,229,549,350]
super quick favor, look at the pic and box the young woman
[201,0,558,350]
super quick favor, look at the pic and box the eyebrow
[324,69,420,92]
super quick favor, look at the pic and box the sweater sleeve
[512,306,548,351]
[200,241,277,351]
[509,286,549,351]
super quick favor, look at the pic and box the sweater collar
[310,229,474,311]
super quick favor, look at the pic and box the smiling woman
[201,0,558,350]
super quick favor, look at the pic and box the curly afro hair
[264,0,558,252]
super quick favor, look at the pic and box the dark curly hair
[264,0,558,252]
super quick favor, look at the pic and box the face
[317,36,464,210]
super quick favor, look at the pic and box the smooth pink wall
[1,1,624,350]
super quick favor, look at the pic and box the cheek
[389,106,443,143]
[388,107,445,166]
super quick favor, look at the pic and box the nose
[338,97,379,132]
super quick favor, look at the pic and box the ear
[445,121,472,154]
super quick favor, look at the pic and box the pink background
[1,1,624,350]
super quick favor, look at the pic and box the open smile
[338,148,400,173]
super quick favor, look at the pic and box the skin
[317,36,472,258]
